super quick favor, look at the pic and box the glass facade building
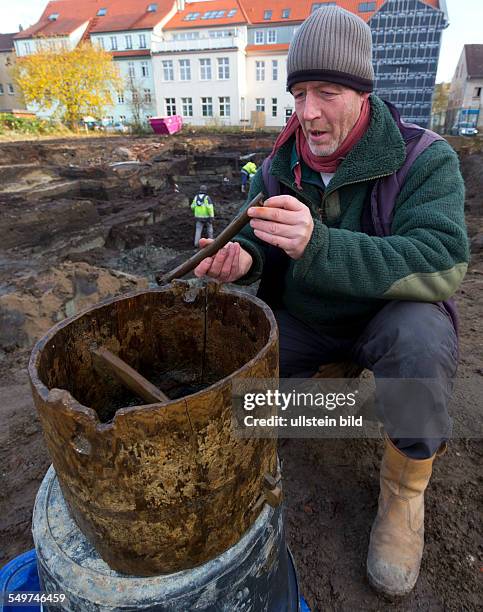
[369,0,447,127]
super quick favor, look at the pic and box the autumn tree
[432,82,451,115]
[13,42,122,128]
[431,82,451,132]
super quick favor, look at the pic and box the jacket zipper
[320,172,394,223]
[274,171,394,223]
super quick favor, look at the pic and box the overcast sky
[1,0,482,83]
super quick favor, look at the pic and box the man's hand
[247,195,314,260]
[193,239,253,282]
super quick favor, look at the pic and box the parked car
[104,122,129,133]
[454,126,478,136]
[460,127,478,136]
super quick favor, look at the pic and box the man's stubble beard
[307,140,340,157]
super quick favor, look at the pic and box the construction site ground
[0,133,481,611]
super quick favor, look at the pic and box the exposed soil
[0,134,481,611]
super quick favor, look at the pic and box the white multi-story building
[445,44,483,133]
[152,1,305,127]
[88,4,179,125]
[152,3,249,125]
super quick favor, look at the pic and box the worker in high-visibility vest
[191,184,214,247]
[240,161,257,193]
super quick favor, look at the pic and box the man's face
[292,81,368,156]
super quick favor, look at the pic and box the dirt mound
[0,262,147,353]
[460,152,483,215]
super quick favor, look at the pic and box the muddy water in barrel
[29,281,279,575]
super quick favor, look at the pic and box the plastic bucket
[31,466,307,611]
[0,550,40,612]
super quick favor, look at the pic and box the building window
[264,10,272,20]
[256,98,265,112]
[97,8,107,16]
[139,34,147,48]
[165,98,176,116]
[179,59,191,80]
[199,58,212,80]
[256,61,265,81]
[141,61,149,77]
[358,2,376,11]
[219,96,231,116]
[128,62,135,77]
[210,29,234,38]
[227,9,237,17]
[119,115,127,123]
[285,107,293,124]
[162,60,174,81]
[97,37,105,49]
[144,89,152,103]
[255,31,264,45]
[282,9,291,18]
[184,12,201,21]
[118,93,125,104]
[201,97,213,117]
[182,97,193,117]
[312,2,336,11]
[272,98,277,117]
[0,84,4,95]
[147,3,158,12]
[173,31,200,40]
[267,30,277,44]
[110,36,118,50]
[8,83,14,95]
[23,42,31,54]
[272,60,278,80]
[125,35,132,49]
[217,57,230,79]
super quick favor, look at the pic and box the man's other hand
[247,195,314,260]
[193,239,253,282]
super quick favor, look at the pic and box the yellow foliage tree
[13,42,122,128]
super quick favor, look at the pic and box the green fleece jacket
[235,95,469,334]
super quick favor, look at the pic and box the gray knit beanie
[287,6,374,92]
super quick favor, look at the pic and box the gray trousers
[276,301,458,458]
[194,219,213,247]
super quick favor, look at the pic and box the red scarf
[269,95,371,189]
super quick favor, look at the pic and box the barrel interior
[36,287,272,422]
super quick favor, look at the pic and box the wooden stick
[156,191,265,285]
[92,347,169,404]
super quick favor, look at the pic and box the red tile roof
[167,1,442,30]
[111,49,151,58]
[243,1,317,25]
[15,1,103,39]
[165,0,249,29]
[465,44,483,79]
[14,0,175,40]
[89,1,175,32]
[246,43,290,52]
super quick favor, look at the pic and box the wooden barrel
[28,280,278,576]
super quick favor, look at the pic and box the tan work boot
[367,438,439,597]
